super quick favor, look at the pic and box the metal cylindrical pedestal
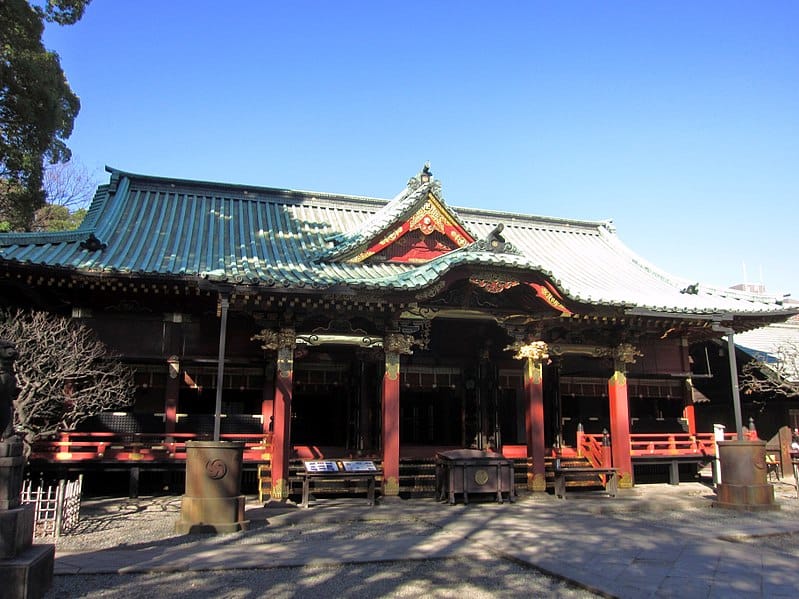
[176,441,249,533]
[715,440,778,511]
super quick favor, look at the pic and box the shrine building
[0,165,795,498]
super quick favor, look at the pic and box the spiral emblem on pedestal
[206,458,228,479]
[474,469,489,485]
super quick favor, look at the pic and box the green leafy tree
[0,179,24,231]
[0,0,89,231]
[32,204,86,231]
[0,309,135,454]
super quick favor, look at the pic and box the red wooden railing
[577,430,755,461]
[29,429,759,465]
[575,430,608,468]
[29,432,273,463]
[630,432,715,457]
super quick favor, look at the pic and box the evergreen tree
[0,0,89,230]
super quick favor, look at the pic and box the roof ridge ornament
[80,233,106,252]
[319,164,471,264]
[407,162,443,197]
[681,283,700,295]
[407,162,432,191]
[465,223,521,255]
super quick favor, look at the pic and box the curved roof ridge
[105,166,389,206]
[316,166,478,263]
[596,227,783,304]
[0,229,89,246]
[76,184,111,231]
[454,205,614,231]
[592,224,694,289]
[0,179,112,247]
[107,167,616,233]
[317,181,432,261]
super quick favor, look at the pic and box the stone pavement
[54,480,799,599]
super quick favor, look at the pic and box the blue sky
[43,1,798,295]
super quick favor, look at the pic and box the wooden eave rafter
[243,293,411,314]
[0,263,417,317]
[1,267,206,297]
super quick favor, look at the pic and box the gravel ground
[48,557,597,598]
[42,478,799,599]
[613,478,799,559]
[45,496,598,598]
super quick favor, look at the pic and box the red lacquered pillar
[253,328,295,501]
[382,334,414,497]
[514,341,548,492]
[608,345,638,489]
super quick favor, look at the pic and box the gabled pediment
[321,165,476,264]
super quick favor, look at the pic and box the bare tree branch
[26,159,98,231]
[741,339,799,399]
[41,159,98,210]
[0,308,135,452]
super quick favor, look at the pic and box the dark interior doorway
[400,390,461,445]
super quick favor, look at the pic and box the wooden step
[258,455,612,500]
[400,458,437,496]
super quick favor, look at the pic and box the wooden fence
[20,475,83,539]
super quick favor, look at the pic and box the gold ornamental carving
[617,471,633,490]
[469,274,520,294]
[451,230,469,247]
[527,358,543,385]
[528,282,572,316]
[549,343,641,367]
[253,328,296,380]
[271,478,290,500]
[509,340,549,363]
[615,343,642,365]
[375,226,404,249]
[548,343,609,358]
[383,476,400,496]
[529,471,547,493]
[351,226,405,263]
[611,343,642,374]
[385,352,400,381]
[609,345,641,384]
[409,200,447,236]
[384,333,415,356]
[277,346,294,380]
[252,328,296,351]
[610,370,627,386]
[383,333,414,381]
[415,281,446,300]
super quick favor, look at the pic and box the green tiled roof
[0,167,793,317]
